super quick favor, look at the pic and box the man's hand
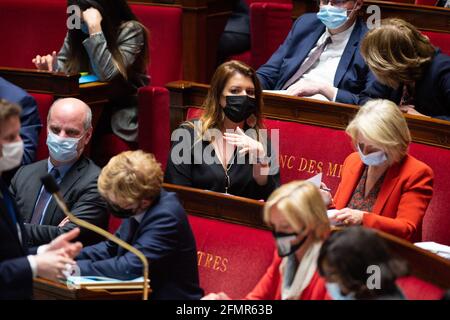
[41,228,83,259]
[34,249,76,281]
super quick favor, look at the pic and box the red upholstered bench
[397,276,445,300]
[0,0,67,69]
[422,31,450,56]
[186,106,450,245]
[230,1,293,69]
[29,93,54,161]
[99,4,183,168]
[188,215,275,298]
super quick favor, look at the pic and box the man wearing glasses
[256,0,394,105]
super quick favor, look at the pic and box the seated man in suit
[75,150,203,300]
[256,0,393,105]
[10,98,108,247]
[0,77,41,165]
[0,99,82,299]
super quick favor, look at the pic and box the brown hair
[189,60,264,139]
[98,150,163,205]
[361,18,435,87]
[0,99,21,127]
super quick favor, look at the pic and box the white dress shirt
[288,23,356,101]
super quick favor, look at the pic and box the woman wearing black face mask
[203,181,331,300]
[164,60,280,200]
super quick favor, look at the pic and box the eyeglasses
[318,0,352,6]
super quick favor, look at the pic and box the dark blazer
[0,77,42,165]
[0,179,33,300]
[391,51,450,121]
[76,189,203,300]
[256,14,395,105]
[9,156,108,247]
[224,0,250,34]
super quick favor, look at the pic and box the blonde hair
[361,18,435,87]
[98,150,163,205]
[346,99,411,164]
[263,181,330,241]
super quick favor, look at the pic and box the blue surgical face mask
[317,4,351,30]
[325,282,355,300]
[357,144,387,166]
[46,131,82,163]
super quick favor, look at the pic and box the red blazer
[245,250,329,300]
[334,152,434,241]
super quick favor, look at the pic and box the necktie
[30,167,60,225]
[282,36,332,90]
[400,83,415,106]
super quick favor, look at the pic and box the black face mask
[223,95,257,123]
[273,231,308,257]
[106,201,136,219]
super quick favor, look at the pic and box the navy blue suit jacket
[0,178,33,300]
[0,77,42,165]
[256,14,394,105]
[76,189,203,300]
[391,51,450,121]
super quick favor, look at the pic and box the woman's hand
[201,292,231,300]
[331,208,365,225]
[82,7,103,34]
[223,127,265,159]
[32,51,58,71]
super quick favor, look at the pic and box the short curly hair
[98,150,163,205]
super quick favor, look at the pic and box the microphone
[41,174,150,300]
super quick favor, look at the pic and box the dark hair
[318,227,409,299]
[65,0,149,80]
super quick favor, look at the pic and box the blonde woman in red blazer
[327,99,433,241]
[203,180,330,300]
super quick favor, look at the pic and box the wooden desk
[164,183,450,290]
[167,80,450,150]
[33,278,142,300]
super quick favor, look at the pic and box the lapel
[42,157,88,225]
[334,19,362,87]
[336,156,365,208]
[0,181,25,253]
[372,160,402,214]
[282,25,325,87]
[24,161,48,222]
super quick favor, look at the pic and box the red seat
[99,4,183,168]
[188,215,275,298]
[422,31,450,56]
[229,1,293,70]
[0,0,67,69]
[397,276,445,300]
[29,93,54,161]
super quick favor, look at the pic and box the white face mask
[0,141,24,172]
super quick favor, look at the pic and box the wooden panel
[33,278,142,300]
[167,80,450,149]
